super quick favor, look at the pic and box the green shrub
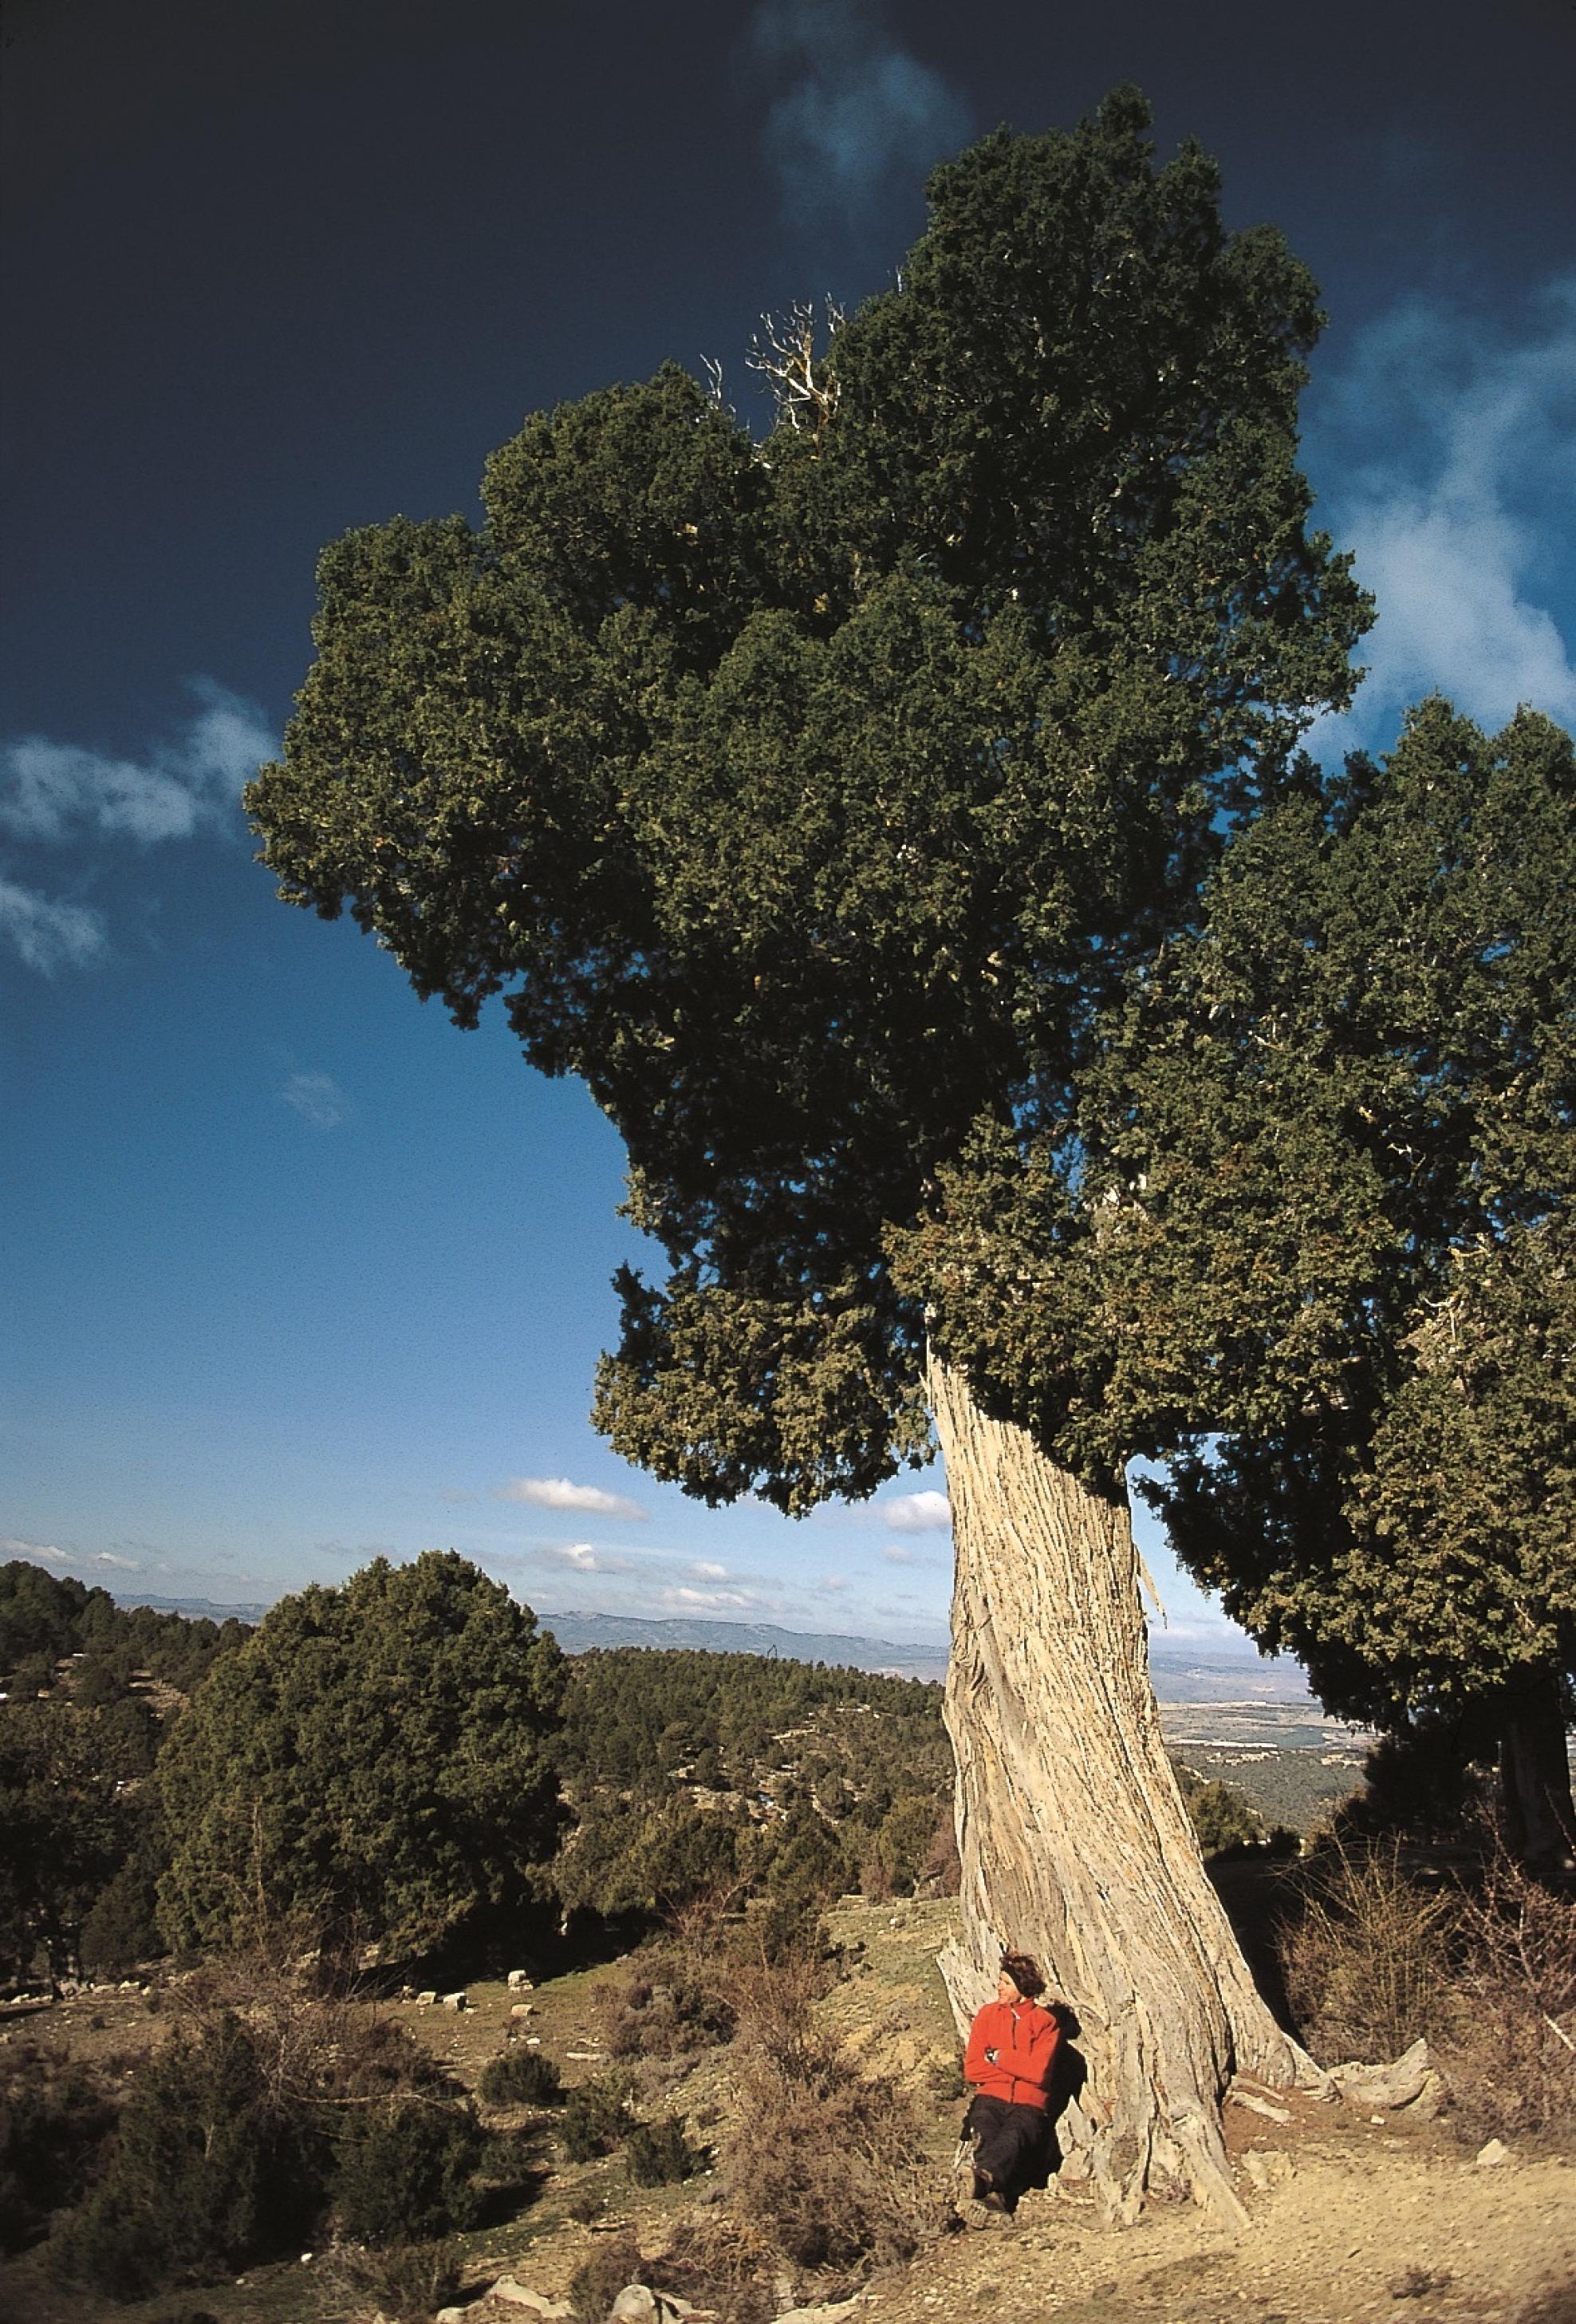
[0,2043,118,2252]
[624,2117,697,2186]
[559,2073,633,2163]
[1174,1762,1264,1856]
[53,2012,317,2299]
[330,2097,487,2245]
[479,2046,562,2108]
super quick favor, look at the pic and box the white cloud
[750,1,969,228]
[281,1071,351,1130]
[882,1489,952,1533]
[817,1572,850,1592]
[496,1475,648,1521]
[690,1561,730,1580]
[92,1551,141,1572]
[0,874,106,973]
[0,679,274,846]
[665,1584,763,1612]
[546,1541,635,1576]
[1307,276,1576,751]
[881,1541,924,1565]
[2,1537,71,1564]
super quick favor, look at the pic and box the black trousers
[964,2092,1053,2208]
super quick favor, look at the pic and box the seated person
[963,1947,1062,2211]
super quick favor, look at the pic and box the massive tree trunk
[1498,1671,1576,1881]
[929,1352,1314,2225]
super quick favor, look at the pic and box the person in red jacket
[963,1948,1062,2211]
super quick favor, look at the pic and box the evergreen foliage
[55,2012,317,2299]
[917,703,1575,1768]
[246,89,1367,1521]
[329,2096,488,2244]
[156,1553,565,1960]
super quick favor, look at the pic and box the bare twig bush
[595,1946,735,2062]
[1443,1848,1576,2143]
[1279,1841,1461,2060]
[321,2235,465,2324]
[715,1951,935,2279]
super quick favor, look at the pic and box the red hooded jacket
[963,1996,1060,2110]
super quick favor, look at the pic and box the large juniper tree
[980,700,1574,1872]
[247,91,1369,2214]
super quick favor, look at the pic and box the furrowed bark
[929,1351,1314,2226]
[1499,1671,1576,1881]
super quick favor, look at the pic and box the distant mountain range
[113,1589,1318,1708]
[112,1591,272,1621]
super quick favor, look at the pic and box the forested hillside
[1,1555,1285,1994]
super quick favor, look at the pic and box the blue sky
[3,0,1574,1648]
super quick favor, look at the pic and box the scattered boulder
[441,1989,468,2011]
[415,1989,438,2006]
[605,2288,714,2322]
[507,1969,536,1991]
[1326,2038,1438,2111]
[1475,2137,1512,2168]
[510,2002,538,2018]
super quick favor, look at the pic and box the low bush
[717,1952,932,2277]
[597,1955,735,2061]
[330,2097,488,2244]
[559,2073,635,2163]
[479,2045,563,2108]
[1444,1851,1576,2143]
[321,2235,466,2323]
[1279,1841,1460,2061]
[0,2042,119,2252]
[624,2116,698,2185]
[53,2011,320,2300]
[567,2231,644,2324]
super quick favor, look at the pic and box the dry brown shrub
[713,1951,936,2279]
[320,2235,465,2323]
[656,2209,778,2324]
[1279,1841,1461,2061]
[1444,1850,1576,2143]
[566,2230,644,2324]
[594,1947,734,2062]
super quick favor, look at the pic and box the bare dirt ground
[2,1896,1571,2324]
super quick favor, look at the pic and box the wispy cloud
[881,1489,951,1533]
[690,1561,730,1580]
[496,1476,648,1521]
[748,1,969,230]
[2,1537,72,1564]
[92,1551,141,1572]
[881,1541,928,1565]
[816,1572,850,1593]
[1308,275,1576,751]
[0,679,275,975]
[0,874,106,974]
[545,1541,636,1576]
[281,1071,351,1130]
[664,1584,766,1612]
[0,679,274,846]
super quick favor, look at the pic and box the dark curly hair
[999,1949,1046,1999]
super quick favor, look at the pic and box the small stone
[510,2002,537,2018]
[506,1969,535,1991]
[415,1990,438,2006]
[441,1989,468,2011]
[1475,2137,1511,2168]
